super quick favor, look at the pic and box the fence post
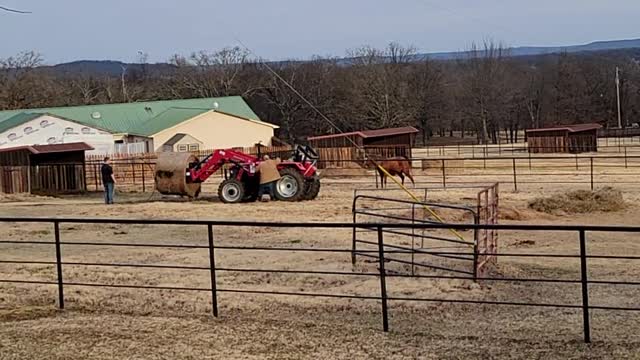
[141,163,146,193]
[575,154,579,171]
[130,162,135,188]
[352,203,358,265]
[54,221,64,309]
[441,159,446,188]
[411,204,416,276]
[207,224,219,317]
[94,163,99,191]
[512,158,518,192]
[472,212,480,281]
[618,137,622,153]
[528,151,532,170]
[579,230,591,343]
[377,226,389,332]
[82,162,87,192]
[590,157,594,191]
[624,146,628,169]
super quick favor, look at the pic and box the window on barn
[178,144,188,152]
[189,144,199,151]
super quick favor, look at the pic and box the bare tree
[408,60,446,144]
[460,41,512,143]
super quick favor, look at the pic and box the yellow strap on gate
[375,164,472,247]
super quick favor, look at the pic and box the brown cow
[366,155,415,188]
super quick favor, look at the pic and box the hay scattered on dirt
[0,193,53,203]
[528,187,625,215]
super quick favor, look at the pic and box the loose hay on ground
[528,187,625,215]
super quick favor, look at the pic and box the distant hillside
[418,38,640,60]
[48,60,176,76]
[45,38,640,75]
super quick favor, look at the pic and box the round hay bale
[155,152,201,198]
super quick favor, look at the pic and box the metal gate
[476,183,499,276]
[352,195,479,278]
[352,183,500,280]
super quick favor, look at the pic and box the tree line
[1,42,639,145]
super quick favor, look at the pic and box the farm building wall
[308,131,415,167]
[169,134,204,152]
[31,151,85,165]
[0,149,30,166]
[568,130,598,153]
[308,135,363,148]
[0,150,30,194]
[0,149,88,195]
[0,115,114,154]
[151,111,275,151]
[363,133,414,147]
[527,130,570,153]
[527,129,598,154]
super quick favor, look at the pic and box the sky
[1,0,639,64]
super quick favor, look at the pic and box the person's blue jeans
[104,182,114,204]
[258,181,275,199]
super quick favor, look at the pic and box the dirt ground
[1,178,640,359]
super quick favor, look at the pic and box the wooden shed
[308,126,418,159]
[526,124,602,154]
[0,142,93,194]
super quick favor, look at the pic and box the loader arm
[189,149,258,183]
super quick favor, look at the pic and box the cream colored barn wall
[173,134,203,151]
[152,111,275,151]
[0,115,114,154]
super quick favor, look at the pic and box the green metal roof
[0,96,261,136]
[0,112,44,134]
[129,107,211,136]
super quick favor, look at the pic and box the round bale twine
[155,152,202,198]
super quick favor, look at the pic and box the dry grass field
[1,176,640,359]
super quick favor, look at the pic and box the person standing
[256,155,281,201]
[101,157,116,204]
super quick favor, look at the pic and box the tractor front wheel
[275,168,305,202]
[302,176,321,200]
[218,179,245,204]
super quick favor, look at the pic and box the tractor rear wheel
[275,168,305,202]
[302,176,321,200]
[218,179,245,204]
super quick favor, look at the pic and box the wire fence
[1,217,639,343]
[83,153,640,193]
[419,137,640,158]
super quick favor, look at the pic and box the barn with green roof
[0,96,278,154]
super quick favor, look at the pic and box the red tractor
[155,145,320,203]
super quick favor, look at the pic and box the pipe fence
[83,153,640,193]
[1,217,639,343]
